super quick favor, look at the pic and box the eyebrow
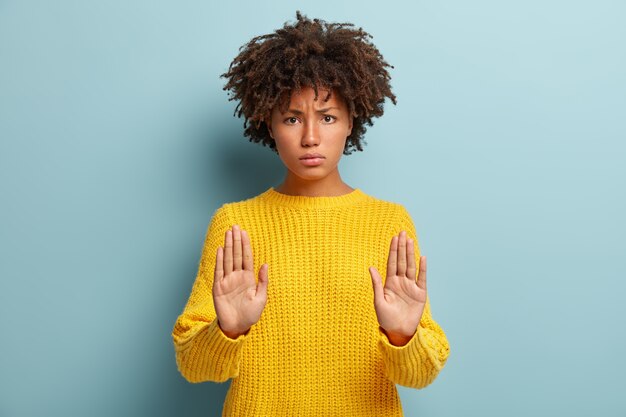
[286,107,340,114]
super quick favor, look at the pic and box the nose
[301,118,320,147]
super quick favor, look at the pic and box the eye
[284,117,299,125]
[322,115,337,123]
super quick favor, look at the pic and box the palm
[214,268,264,332]
[369,231,427,339]
[213,225,269,337]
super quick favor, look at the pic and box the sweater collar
[259,187,369,209]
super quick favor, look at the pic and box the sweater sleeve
[377,205,451,389]
[171,204,249,383]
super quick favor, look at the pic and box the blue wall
[1,1,624,416]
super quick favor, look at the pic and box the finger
[406,238,417,280]
[215,246,224,282]
[224,229,233,276]
[369,266,384,305]
[242,230,253,271]
[232,225,242,271]
[397,231,407,277]
[417,256,427,290]
[386,235,398,278]
[256,264,269,297]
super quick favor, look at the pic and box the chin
[297,173,327,181]
[290,169,329,181]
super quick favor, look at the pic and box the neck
[275,170,354,197]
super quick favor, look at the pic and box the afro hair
[220,10,397,155]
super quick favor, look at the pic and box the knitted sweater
[172,187,450,416]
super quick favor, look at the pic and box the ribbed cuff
[176,319,248,383]
[378,324,436,387]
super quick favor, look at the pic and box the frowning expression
[267,86,353,182]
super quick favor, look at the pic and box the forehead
[279,86,346,109]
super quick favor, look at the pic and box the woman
[172,11,450,416]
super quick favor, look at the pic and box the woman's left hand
[369,231,427,346]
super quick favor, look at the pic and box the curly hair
[220,10,397,155]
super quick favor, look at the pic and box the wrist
[381,327,415,347]
[217,320,249,340]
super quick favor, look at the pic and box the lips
[300,153,325,159]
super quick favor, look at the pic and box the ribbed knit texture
[172,187,450,416]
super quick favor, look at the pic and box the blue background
[1,1,624,416]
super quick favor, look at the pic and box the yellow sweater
[172,187,450,416]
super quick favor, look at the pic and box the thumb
[256,263,269,298]
[369,266,384,306]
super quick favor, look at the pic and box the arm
[378,296,450,389]
[377,206,450,389]
[171,205,248,383]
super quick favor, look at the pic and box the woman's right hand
[213,224,269,339]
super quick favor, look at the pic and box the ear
[347,117,353,136]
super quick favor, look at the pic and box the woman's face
[267,86,353,184]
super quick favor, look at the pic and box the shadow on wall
[151,113,284,417]
[202,116,285,205]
